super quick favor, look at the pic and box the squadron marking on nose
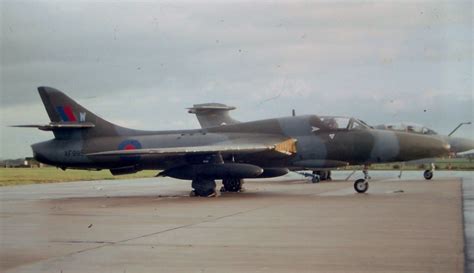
[329,133,335,139]
[311,126,320,132]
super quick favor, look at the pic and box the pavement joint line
[37,203,274,265]
[305,183,356,197]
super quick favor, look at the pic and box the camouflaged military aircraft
[15,87,451,197]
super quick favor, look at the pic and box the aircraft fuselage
[32,115,449,172]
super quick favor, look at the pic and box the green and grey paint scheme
[17,87,454,196]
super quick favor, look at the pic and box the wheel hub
[222,178,243,192]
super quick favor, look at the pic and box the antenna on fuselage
[292,109,296,117]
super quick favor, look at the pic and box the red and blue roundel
[118,139,142,151]
[118,140,142,161]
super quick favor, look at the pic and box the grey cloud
[0,0,472,158]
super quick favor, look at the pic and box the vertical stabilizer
[37,86,122,138]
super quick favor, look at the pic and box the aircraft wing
[86,139,297,157]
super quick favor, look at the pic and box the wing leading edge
[86,139,297,157]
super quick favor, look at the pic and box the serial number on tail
[64,150,83,157]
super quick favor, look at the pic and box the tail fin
[187,103,240,128]
[37,86,123,138]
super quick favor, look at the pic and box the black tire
[222,177,243,192]
[311,176,320,183]
[314,170,328,181]
[354,179,368,193]
[192,178,217,197]
[423,170,433,180]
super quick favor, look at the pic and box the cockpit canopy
[319,116,371,130]
[374,122,438,135]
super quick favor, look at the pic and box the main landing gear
[220,177,244,192]
[190,178,218,197]
[314,170,332,181]
[190,177,245,197]
[302,170,332,183]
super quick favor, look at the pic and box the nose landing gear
[423,163,435,180]
[423,170,434,180]
[354,178,369,193]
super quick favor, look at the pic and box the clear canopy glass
[319,116,371,130]
[376,122,438,135]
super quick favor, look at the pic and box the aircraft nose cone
[448,137,474,154]
[396,133,450,161]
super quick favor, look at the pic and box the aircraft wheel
[191,178,218,197]
[423,170,433,180]
[222,177,243,192]
[311,175,320,183]
[354,179,369,193]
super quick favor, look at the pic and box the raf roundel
[118,139,142,151]
[118,140,142,161]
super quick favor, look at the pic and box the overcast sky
[1,0,472,159]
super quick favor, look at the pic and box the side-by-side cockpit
[374,122,438,135]
[319,116,372,130]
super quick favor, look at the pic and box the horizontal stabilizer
[11,122,95,131]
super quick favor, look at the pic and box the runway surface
[0,171,470,273]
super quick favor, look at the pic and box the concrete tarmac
[0,174,465,273]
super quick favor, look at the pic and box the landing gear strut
[354,165,370,193]
[191,178,217,197]
[362,165,371,180]
[354,179,369,193]
[220,177,244,192]
[311,171,320,183]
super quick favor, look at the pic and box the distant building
[25,157,44,168]
[1,157,45,168]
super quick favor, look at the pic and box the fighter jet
[14,87,451,197]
